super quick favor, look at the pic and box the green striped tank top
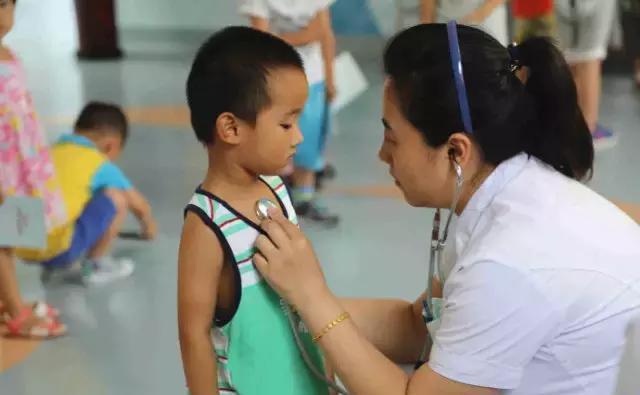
[185,175,328,395]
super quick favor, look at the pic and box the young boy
[178,27,331,394]
[16,102,157,285]
[240,0,340,226]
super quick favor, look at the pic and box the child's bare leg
[292,168,316,199]
[571,60,602,133]
[0,248,24,317]
[0,248,65,337]
[87,189,127,259]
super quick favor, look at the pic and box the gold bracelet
[312,312,350,343]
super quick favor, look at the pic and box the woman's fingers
[261,219,291,250]
[255,234,278,261]
[253,251,269,275]
[267,208,302,239]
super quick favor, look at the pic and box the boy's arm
[178,212,223,395]
[318,8,337,102]
[124,189,157,240]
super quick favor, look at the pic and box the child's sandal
[4,305,67,339]
[0,301,60,323]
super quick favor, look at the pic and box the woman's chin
[399,188,420,207]
[403,190,433,208]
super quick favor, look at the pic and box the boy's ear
[100,134,122,158]
[215,112,243,145]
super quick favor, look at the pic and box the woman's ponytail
[517,37,594,180]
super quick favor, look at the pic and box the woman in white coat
[253,23,640,395]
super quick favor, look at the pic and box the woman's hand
[254,209,331,311]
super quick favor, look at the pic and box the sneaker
[295,201,340,228]
[41,262,85,285]
[593,126,618,151]
[82,256,135,285]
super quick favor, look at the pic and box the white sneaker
[82,256,135,285]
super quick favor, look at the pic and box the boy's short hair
[74,102,129,144]
[186,26,304,144]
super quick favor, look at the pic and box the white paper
[0,196,47,249]
[331,52,369,114]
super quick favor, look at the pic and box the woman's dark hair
[383,24,593,180]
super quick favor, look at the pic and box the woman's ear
[446,132,473,166]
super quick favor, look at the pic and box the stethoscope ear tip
[452,161,464,186]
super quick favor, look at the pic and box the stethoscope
[415,158,464,369]
[253,19,472,394]
[412,19,475,369]
[254,159,463,392]
[255,198,350,395]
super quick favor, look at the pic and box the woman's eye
[280,124,292,130]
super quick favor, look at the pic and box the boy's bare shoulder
[179,211,223,266]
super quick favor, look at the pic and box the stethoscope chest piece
[255,198,278,221]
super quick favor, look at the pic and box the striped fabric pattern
[185,175,297,394]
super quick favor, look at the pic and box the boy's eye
[280,124,292,130]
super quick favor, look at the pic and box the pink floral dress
[0,51,66,231]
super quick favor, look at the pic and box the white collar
[455,152,530,248]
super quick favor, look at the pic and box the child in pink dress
[0,0,66,338]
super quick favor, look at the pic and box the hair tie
[507,43,522,73]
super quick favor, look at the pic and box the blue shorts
[294,82,331,172]
[42,193,116,268]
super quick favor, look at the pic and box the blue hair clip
[446,21,473,134]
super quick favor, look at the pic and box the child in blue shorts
[17,102,158,285]
[240,0,340,226]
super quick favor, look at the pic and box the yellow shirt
[16,137,107,261]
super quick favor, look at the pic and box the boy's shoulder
[186,175,289,223]
[52,135,104,160]
[259,174,284,188]
[52,134,108,164]
[187,190,233,226]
